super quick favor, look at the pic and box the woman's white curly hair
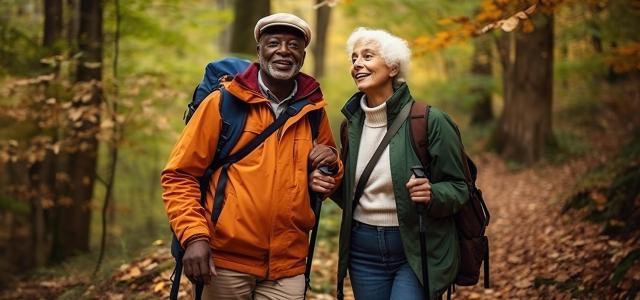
[346,27,411,87]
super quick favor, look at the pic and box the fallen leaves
[3,144,638,300]
[453,154,640,299]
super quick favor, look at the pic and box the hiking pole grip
[411,165,430,300]
[411,166,428,230]
[313,165,334,219]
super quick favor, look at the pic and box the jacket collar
[229,63,324,104]
[341,83,412,122]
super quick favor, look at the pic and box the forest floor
[2,85,639,299]
[3,152,638,299]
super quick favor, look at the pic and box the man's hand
[405,175,432,205]
[308,141,338,170]
[310,168,337,194]
[183,240,217,284]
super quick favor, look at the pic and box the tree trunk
[76,0,103,81]
[470,35,493,124]
[216,0,233,53]
[495,13,554,163]
[66,0,79,51]
[51,85,102,261]
[313,0,331,78]
[229,0,270,56]
[51,0,103,261]
[29,149,56,267]
[43,0,63,51]
[3,158,34,272]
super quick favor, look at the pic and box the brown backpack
[339,101,491,288]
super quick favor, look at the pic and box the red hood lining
[233,63,323,103]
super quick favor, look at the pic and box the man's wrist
[184,235,209,248]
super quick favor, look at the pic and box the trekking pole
[411,166,430,300]
[304,165,335,299]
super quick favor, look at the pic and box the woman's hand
[405,175,431,205]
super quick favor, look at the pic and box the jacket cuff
[180,226,210,248]
[184,235,209,248]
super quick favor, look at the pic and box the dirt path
[452,154,638,300]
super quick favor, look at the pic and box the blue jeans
[348,221,425,300]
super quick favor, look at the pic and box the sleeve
[161,91,223,248]
[425,108,469,218]
[315,109,344,192]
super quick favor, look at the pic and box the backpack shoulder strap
[409,101,431,168]
[308,108,323,141]
[216,87,248,161]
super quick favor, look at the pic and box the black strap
[210,104,304,224]
[352,101,412,210]
[169,260,182,300]
[219,105,299,166]
[194,283,203,300]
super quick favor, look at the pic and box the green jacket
[333,83,469,299]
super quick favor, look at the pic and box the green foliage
[611,250,640,291]
[87,0,235,267]
[0,194,29,216]
[545,129,590,163]
[461,119,496,154]
[415,72,495,113]
[317,201,341,249]
[563,134,640,236]
[0,19,47,76]
[596,0,640,45]
[342,0,479,38]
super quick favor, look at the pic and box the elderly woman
[323,28,469,300]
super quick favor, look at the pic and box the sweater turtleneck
[353,94,399,227]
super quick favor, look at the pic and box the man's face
[257,30,306,81]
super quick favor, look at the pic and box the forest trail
[2,148,638,300]
[454,154,638,299]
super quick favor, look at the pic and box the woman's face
[350,40,397,94]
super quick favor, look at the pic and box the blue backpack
[170,58,323,300]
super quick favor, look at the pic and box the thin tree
[43,0,63,51]
[313,0,331,78]
[94,0,121,275]
[229,0,270,56]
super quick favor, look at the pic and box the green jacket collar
[341,83,413,122]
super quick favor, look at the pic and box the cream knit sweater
[353,96,399,227]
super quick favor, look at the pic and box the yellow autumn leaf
[438,18,454,26]
[153,281,165,292]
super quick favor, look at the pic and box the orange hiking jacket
[161,63,343,280]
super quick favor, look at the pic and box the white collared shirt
[258,71,298,117]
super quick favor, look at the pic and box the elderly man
[161,13,343,300]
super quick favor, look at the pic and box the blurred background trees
[0,0,638,298]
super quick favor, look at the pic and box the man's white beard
[260,56,301,81]
[267,63,300,80]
